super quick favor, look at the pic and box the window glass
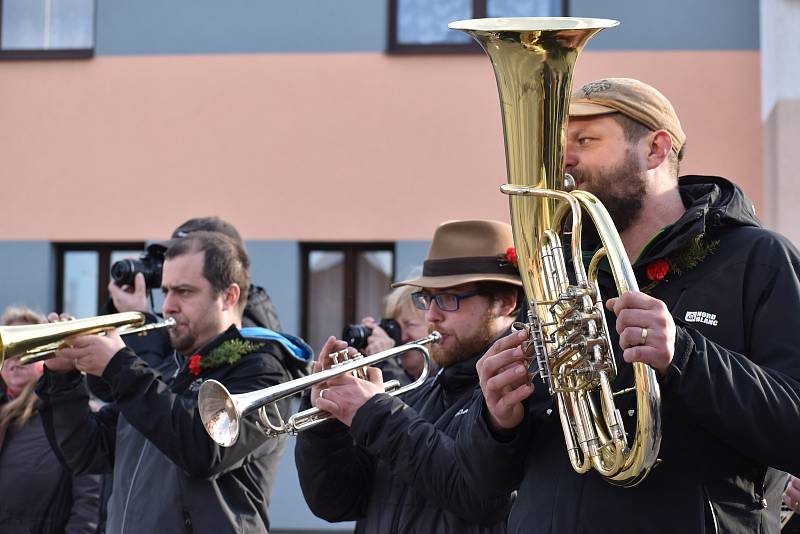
[63,251,98,317]
[487,0,563,18]
[2,0,95,51]
[396,0,471,45]
[50,0,95,49]
[355,251,394,320]
[307,251,346,353]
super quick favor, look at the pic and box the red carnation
[188,354,203,376]
[505,247,518,266]
[646,259,670,282]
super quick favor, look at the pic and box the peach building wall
[0,50,760,241]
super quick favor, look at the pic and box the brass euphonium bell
[449,17,661,487]
[0,312,176,370]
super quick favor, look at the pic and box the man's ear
[221,284,241,311]
[493,289,518,318]
[645,130,672,171]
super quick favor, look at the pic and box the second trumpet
[198,331,441,447]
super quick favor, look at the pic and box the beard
[168,328,198,355]
[430,308,499,369]
[570,147,647,235]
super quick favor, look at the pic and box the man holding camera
[294,219,519,534]
[107,216,282,332]
[37,231,311,533]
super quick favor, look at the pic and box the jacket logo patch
[684,310,718,326]
[455,408,469,417]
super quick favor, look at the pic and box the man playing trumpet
[36,231,310,533]
[295,219,519,534]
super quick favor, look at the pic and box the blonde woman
[0,306,100,534]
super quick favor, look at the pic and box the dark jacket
[0,413,101,534]
[37,326,306,534]
[295,350,512,534]
[459,176,800,534]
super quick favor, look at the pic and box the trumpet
[0,312,176,370]
[198,331,441,447]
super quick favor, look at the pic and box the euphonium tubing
[449,17,661,487]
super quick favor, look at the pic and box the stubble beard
[570,147,647,235]
[169,329,197,355]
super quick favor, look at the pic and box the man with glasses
[294,219,520,534]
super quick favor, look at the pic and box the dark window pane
[307,251,346,353]
[397,0,472,45]
[487,0,563,17]
[355,251,394,320]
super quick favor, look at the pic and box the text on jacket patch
[684,311,718,326]
[455,408,469,417]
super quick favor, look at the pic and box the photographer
[107,216,282,331]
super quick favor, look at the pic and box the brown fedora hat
[393,219,522,289]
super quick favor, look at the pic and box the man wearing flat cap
[462,77,800,533]
[295,219,518,534]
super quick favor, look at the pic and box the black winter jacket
[0,413,100,534]
[458,176,800,534]
[37,326,296,534]
[295,351,512,534]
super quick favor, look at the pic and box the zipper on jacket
[702,485,719,534]
[120,441,149,533]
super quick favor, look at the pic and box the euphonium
[198,331,441,447]
[449,17,661,487]
[0,312,176,370]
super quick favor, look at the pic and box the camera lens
[342,324,372,350]
[110,259,137,286]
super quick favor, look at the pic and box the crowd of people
[1,77,799,534]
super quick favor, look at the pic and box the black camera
[342,318,402,350]
[110,244,165,289]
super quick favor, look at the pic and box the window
[388,0,567,53]
[301,243,395,353]
[56,242,145,317]
[1,0,95,59]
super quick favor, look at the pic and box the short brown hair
[165,231,251,313]
[609,112,685,177]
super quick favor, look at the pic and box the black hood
[637,175,760,264]
[243,285,282,331]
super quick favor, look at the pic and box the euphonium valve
[449,17,661,487]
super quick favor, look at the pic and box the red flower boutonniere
[188,354,203,376]
[187,339,264,376]
[646,258,670,282]
[504,247,518,267]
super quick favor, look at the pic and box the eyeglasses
[411,290,482,312]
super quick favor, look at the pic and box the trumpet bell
[197,380,240,447]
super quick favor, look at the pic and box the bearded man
[294,219,519,534]
[463,78,800,534]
